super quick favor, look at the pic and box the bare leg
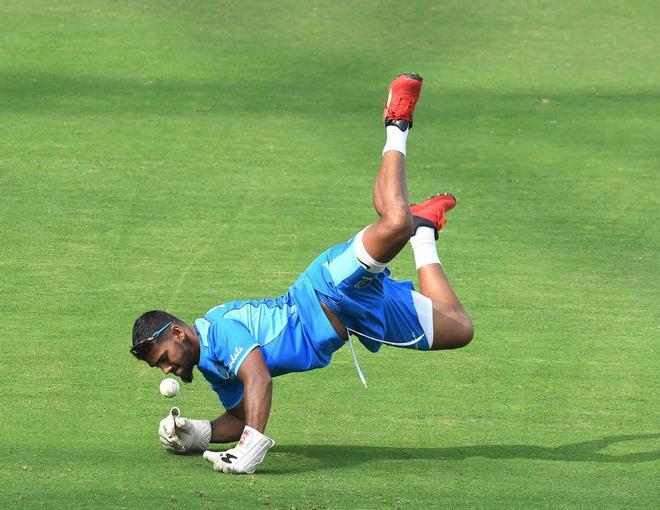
[362,151,414,263]
[362,73,423,264]
[417,263,473,350]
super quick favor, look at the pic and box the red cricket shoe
[384,73,423,131]
[410,193,456,238]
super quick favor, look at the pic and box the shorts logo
[354,276,374,288]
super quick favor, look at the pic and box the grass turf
[1,1,658,508]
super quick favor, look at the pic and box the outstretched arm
[209,347,272,442]
[203,348,275,474]
[237,347,272,432]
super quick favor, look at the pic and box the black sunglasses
[130,320,173,361]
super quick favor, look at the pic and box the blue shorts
[299,232,434,352]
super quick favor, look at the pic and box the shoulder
[209,317,252,339]
[208,318,259,360]
[207,318,260,376]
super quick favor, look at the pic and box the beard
[179,351,195,383]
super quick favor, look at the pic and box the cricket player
[130,73,473,474]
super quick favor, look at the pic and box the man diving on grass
[130,73,473,474]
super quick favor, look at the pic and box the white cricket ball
[159,378,180,398]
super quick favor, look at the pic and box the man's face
[143,331,196,383]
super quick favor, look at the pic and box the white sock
[382,125,409,157]
[410,226,440,269]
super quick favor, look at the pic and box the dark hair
[132,310,181,346]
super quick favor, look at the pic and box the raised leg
[362,150,413,263]
[361,73,423,264]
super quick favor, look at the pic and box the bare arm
[201,351,274,473]
[209,348,272,442]
[210,403,245,443]
[236,347,272,433]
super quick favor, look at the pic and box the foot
[384,73,423,131]
[410,193,456,238]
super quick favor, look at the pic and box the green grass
[1,1,658,508]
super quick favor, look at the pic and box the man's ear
[171,324,186,342]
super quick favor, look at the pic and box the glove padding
[203,426,275,474]
[159,407,211,454]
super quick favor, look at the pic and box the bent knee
[381,209,413,239]
[431,308,474,350]
[455,318,474,348]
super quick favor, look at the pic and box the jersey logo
[214,362,231,379]
[227,346,244,372]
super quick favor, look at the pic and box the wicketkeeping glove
[202,426,275,474]
[159,407,211,454]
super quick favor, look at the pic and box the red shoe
[410,193,456,238]
[384,73,423,131]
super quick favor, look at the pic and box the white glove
[159,407,211,454]
[203,426,275,474]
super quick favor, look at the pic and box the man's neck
[187,323,201,365]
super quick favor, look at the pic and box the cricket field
[1,1,658,508]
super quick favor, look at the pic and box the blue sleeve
[210,319,260,377]
[211,377,245,410]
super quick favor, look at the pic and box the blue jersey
[196,232,433,410]
[195,275,344,409]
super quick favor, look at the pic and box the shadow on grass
[266,433,660,473]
